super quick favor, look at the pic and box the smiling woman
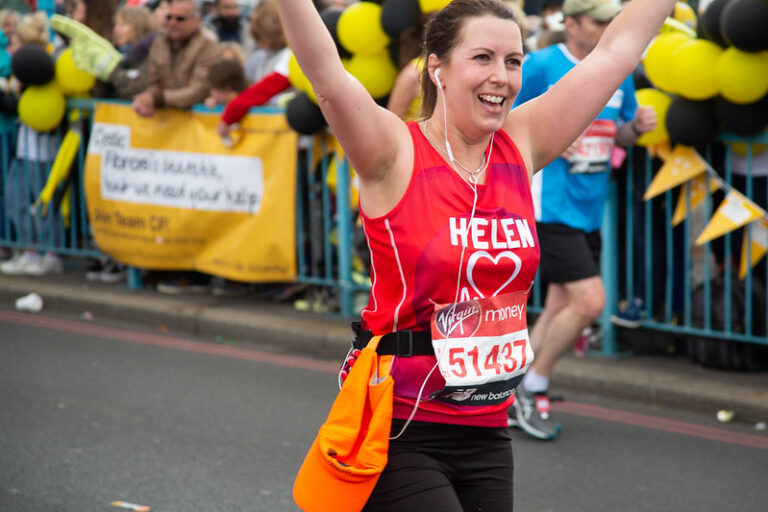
[275,0,678,510]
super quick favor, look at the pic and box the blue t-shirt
[513,43,637,232]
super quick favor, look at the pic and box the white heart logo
[466,250,521,299]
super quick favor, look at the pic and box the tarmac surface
[1,266,767,426]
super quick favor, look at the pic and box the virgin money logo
[435,300,481,338]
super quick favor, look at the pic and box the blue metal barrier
[2,99,766,362]
[610,132,768,353]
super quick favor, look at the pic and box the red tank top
[360,122,540,427]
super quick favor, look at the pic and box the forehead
[456,15,522,55]
[170,1,194,15]
[219,0,239,7]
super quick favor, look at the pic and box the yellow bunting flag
[739,219,768,279]
[696,190,766,245]
[644,145,707,200]
[671,173,721,226]
[646,139,672,161]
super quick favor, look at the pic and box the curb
[2,275,767,424]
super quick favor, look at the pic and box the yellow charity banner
[84,102,298,282]
[671,173,721,226]
[739,219,768,279]
[695,189,766,246]
[644,145,707,200]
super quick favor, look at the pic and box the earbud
[433,67,454,162]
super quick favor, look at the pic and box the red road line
[552,401,768,450]
[3,310,767,450]
[0,310,339,374]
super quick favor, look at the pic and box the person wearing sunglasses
[132,0,220,117]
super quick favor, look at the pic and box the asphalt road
[1,309,766,512]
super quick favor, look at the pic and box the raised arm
[275,0,407,186]
[506,0,676,173]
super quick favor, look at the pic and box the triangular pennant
[739,219,768,279]
[644,145,707,200]
[671,173,721,226]
[696,190,766,245]
[647,139,672,161]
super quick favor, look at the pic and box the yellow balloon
[55,48,95,95]
[287,52,308,92]
[287,52,318,103]
[642,32,691,93]
[18,83,66,132]
[337,2,389,56]
[715,48,768,105]
[668,39,722,100]
[345,53,398,99]
[419,0,452,13]
[634,88,672,147]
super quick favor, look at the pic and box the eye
[506,57,522,68]
[474,53,491,62]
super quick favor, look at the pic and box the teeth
[479,94,504,104]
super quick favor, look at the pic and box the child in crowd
[1,12,63,276]
[216,1,291,140]
[204,59,247,109]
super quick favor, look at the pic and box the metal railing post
[335,157,354,317]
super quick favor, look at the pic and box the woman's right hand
[339,349,362,382]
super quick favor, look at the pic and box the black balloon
[320,7,353,59]
[720,0,768,52]
[716,94,768,136]
[286,92,327,135]
[381,0,421,38]
[10,45,55,85]
[666,97,719,146]
[700,0,732,47]
[632,62,653,91]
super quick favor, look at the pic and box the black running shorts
[363,419,514,512]
[537,222,602,284]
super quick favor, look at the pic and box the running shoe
[610,298,645,328]
[509,385,561,440]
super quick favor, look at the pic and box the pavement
[2,263,768,426]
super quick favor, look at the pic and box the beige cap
[562,0,622,21]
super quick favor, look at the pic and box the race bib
[429,292,533,406]
[568,119,617,174]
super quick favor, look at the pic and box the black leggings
[363,419,514,512]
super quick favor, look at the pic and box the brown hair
[208,59,247,92]
[81,0,120,41]
[249,1,286,51]
[115,6,158,45]
[420,0,517,118]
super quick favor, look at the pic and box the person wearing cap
[279,0,674,509]
[506,0,658,441]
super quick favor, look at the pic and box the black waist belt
[351,321,433,357]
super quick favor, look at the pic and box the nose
[488,58,506,84]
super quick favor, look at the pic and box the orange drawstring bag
[293,336,393,512]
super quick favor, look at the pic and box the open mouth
[478,94,505,110]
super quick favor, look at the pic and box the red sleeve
[221,72,292,125]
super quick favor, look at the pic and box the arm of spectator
[160,39,220,110]
[616,105,657,147]
[220,71,291,126]
[387,60,421,121]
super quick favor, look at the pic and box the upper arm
[506,48,634,173]
[317,67,410,185]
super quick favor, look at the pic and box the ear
[427,54,442,87]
